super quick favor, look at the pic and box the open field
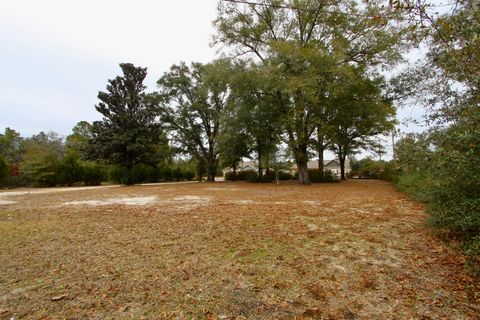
[0,180,478,319]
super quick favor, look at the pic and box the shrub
[183,170,195,181]
[294,169,339,183]
[225,170,257,181]
[132,163,156,183]
[246,171,259,183]
[158,166,173,181]
[108,166,127,184]
[0,156,9,185]
[82,163,105,186]
[277,171,293,180]
[56,155,84,186]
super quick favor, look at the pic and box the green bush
[183,170,195,181]
[277,171,293,180]
[294,169,339,183]
[108,166,127,184]
[246,171,259,183]
[225,170,257,181]
[56,155,84,186]
[158,166,173,181]
[132,163,156,183]
[0,156,9,185]
[82,163,105,186]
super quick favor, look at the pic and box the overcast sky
[0,0,219,137]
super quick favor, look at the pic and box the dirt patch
[0,180,478,319]
[0,200,17,205]
[62,196,157,206]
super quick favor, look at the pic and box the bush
[294,169,339,183]
[108,166,128,184]
[183,170,195,181]
[56,155,84,186]
[246,171,259,183]
[158,166,173,181]
[225,170,257,181]
[277,171,293,180]
[82,163,105,186]
[132,163,156,183]
[0,156,9,185]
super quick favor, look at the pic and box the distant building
[290,160,351,178]
[223,159,351,178]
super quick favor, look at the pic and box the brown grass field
[0,180,478,319]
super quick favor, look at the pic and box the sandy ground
[0,180,478,319]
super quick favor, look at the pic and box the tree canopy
[90,63,163,185]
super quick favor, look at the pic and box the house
[290,159,351,178]
[223,159,351,178]
[222,161,258,175]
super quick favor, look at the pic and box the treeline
[0,127,198,187]
[74,0,402,186]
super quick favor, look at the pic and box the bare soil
[0,180,478,319]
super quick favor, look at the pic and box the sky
[0,0,219,136]
[0,0,437,160]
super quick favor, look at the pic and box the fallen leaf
[51,294,67,301]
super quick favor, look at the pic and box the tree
[20,131,64,187]
[0,127,24,176]
[228,63,282,181]
[90,63,163,185]
[214,0,405,184]
[0,156,8,182]
[392,2,480,270]
[328,67,395,179]
[66,121,94,158]
[157,60,233,182]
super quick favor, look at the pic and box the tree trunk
[318,148,324,175]
[295,146,310,185]
[257,151,263,182]
[232,163,237,182]
[297,160,310,185]
[265,154,270,176]
[206,158,216,182]
[317,128,325,175]
[337,147,347,181]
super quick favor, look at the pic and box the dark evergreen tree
[90,63,163,185]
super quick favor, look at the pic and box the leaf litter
[0,180,478,319]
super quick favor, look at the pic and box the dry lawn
[0,180,478,319]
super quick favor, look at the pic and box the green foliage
[0,156,8,182]
[295,169,339,183]
[20,132,64,187]
[56,155,84,186]
[90,63,164,185]
[132,164,156,183]
[245,171,260,183]
[276,171,294,180]
[214,0,405,184]
[157,60,233,182]
[225,170,257,181]
[82,163,105,186]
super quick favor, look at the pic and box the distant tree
[20,131,64,187]
[214,0,405,184]
[0,127,23,169]
[0,156,8,182]
[229,64,282,181]
[157,60,232,182]
[66,121,93,158]
[328,67,395,179]
[90,63,163,185]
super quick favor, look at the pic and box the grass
[0,180,478,319]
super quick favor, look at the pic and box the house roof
[290,159,350,170]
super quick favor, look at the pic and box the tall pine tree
[90,63,163,185]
